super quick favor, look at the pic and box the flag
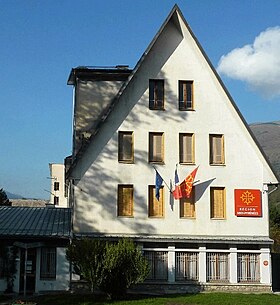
[180,167,199,198]
[172,168,182,199]
[155,170,163,200]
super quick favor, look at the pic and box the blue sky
[0,0,279,199]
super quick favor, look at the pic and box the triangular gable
[68,5,279,184]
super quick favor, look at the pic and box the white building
[66,5,279,292]
[49,163,68,208]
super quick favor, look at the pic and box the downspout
[24,248,27,297]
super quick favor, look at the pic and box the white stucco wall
[71,11,277,239]
[36,247,69,292]
[49,163,67,208]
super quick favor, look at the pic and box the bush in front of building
[66,238,105,293]
[99,238,150,299]
[66,238,150,298]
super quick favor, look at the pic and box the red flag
[172,168,182,199]
[180,167,199,198]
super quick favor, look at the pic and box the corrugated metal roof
[0,206,71,238]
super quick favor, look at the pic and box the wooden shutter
[180,187,195,218]
[119,132,133,162]
[210,187,225,218]
[210,135,224,164]
[118,185,133,216]
[179,133,194,164]
[179,81,193,110]
[149,133,164,162]
[149,186,164,217]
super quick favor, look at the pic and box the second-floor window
[179,80,194,110]
[118,131,134,163]
[149,132,164,163]
[149,79,164,110]
[179,133,195,164]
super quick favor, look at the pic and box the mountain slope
[250,121,280,175]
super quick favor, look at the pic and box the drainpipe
[24,248,28,297]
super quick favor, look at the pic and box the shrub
[66,238,105,292]
[99,238,150,299]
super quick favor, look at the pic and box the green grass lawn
[9,292,277,305]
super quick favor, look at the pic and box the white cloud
[217,27,280,99]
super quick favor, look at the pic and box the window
[118,131,134,163]
[149,132,164,163]
[207,253,229,282]
[144,251,168,280]
[237,253,260,282]
[180,187,195,218]
[148,185,164,217]
[179,133,195,164]
[179,80,194,110]
[149,79,164,110]
[54,196,59,205]
[209,134,225,165]
[54,182,59,191]
[210,187,226,219]
[175,252,199,281]
[117,185,133,217]
[40,247,56,279]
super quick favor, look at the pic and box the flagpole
[153,166,172,192]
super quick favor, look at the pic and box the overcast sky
[0,0,279,199]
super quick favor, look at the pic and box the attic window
[149,79,164,110]
[179,80,194,110]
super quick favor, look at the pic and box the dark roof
[0,206,71,239]
[67,66,132,85]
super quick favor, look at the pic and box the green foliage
[0,245,18,292]
[66,238,150,298]
[66,238,105,292]
[269,196,280,252]
[99,239,150,299]
[0,188,11,206]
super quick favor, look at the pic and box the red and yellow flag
[180,167,199,198]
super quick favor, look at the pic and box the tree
[0,189,11,206]
[99,238,150,299]
[270,201,280,253]
[66,238,105,293]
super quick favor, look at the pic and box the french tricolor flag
[172,168,182,200]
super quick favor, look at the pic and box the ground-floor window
[175,252,199,281]
[40,247,56,279]
[144,251,168,281]
[237,253,260,282]
[207,252,229,282]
